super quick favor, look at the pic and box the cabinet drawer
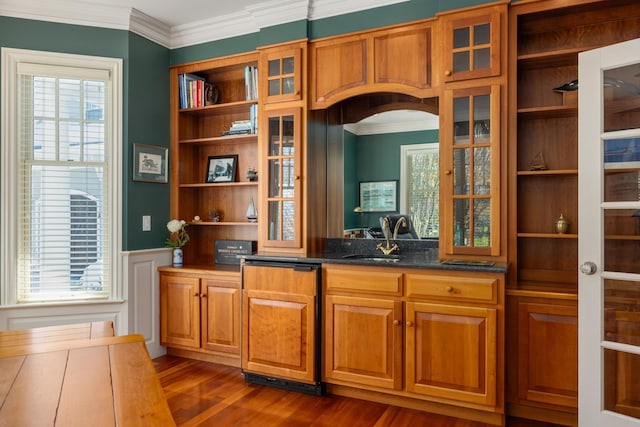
[323,265,403,296]
[405,273,497,303]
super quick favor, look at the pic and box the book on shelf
[220,105,258,137]
[179,73,218,109]
[244,66,258,101]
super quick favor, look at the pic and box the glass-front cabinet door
[579,38,640,427]
[442,85,500,256]
[259,108,302,250]
[440,4,502,83]
[259,44,302,104]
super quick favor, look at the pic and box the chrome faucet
[376,217,400,255]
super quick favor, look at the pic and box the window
[1,48,122,304]
[400,143,439,238]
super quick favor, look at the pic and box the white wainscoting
[125,248,171,358]
[0,248,171,359]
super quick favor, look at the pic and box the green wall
[0,16,170,251]
[344,129,439,229]
[0,0,492,252]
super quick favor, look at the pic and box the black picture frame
[359,180,397,212]
[206,155,238,183]
[132,143,168,183]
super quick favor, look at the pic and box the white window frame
[1,48,123,306]
[400,142,439,238]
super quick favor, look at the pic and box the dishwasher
[241,259,324,395]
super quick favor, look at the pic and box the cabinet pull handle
[406,321,414,327]
[446,286,454,293]
[393,320,400,326]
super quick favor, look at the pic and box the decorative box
[214,240,257,265]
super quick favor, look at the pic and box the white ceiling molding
[1,0,412,49]
[245,0,310,31]
[129,9,171,48]
[344,110,439,136]
[0,0,132,31]
[169,10,257,50]
[308,0,409,21]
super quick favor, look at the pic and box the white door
[579,38,640,426]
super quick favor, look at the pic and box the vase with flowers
[166,219,189,267]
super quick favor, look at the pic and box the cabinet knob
[444,170,452,175]
[201,294,207,298]
[393,319,400,326]
[445,70,452,76]
[446,286,454,293]
[193,292,199,297]
[295,175,301,180]
[406,321,414,327]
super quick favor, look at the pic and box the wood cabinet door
[441,83,501,257]
[440,4,503,82]
[259,43,304,104]
[405,301,497,406]
[259,107,303,252]
[517,301,577,409]
[201,278,240,355]
[160,273,201,349]
[242,289,316,384]
[323,294,403,390]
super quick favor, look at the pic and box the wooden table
[0,329,175,426]
[0,321,115,350]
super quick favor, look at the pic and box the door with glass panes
[578,37,640,426]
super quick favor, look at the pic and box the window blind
[16,65,111,303]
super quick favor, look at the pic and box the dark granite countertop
[242,238,508,274]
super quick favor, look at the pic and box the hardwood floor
[154,355,564,427]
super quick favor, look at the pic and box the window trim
[400,142,439,238]
[1,48,123,306]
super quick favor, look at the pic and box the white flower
[165,219,189,248]
[167,219,182,233]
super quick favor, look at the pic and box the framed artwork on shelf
[359,180,397,212]
[133,144,168,183]
[206,154,238,183]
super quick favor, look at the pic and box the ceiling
[0,0,409,48]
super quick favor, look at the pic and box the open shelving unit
[170,52,260,266]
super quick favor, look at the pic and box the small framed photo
[359,180,397,212]
[133,144,168,183]
[206,155,238,183]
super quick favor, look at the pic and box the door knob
[579,261,597,275]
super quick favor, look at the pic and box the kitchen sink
[341,254,400,263]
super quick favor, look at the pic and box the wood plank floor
[154,355,565,427]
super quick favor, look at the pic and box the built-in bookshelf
[170,52,260,266]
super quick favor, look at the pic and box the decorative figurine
[529,151,548,171]
[208,210,220,222]
[246,198,257,223]
[246,167,258,182]
[554,213,569,234]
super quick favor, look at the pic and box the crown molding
[308,0,409,21]
[0,0,132,31]
[1,0,411,49]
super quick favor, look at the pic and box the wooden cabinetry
[441,84,502,257]
[507,0,640,423]
[241,263,319,385]
[438,2,505,83]
[310,20,436,109]
[159,267,241,365]
[169,52,259,266]
[323,264,504,424]
[259,43,302,104]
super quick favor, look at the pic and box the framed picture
[133,144,168,183]
[206,155,238,183]
[359,180,397,212]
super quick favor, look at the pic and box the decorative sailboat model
[246,197,258,223]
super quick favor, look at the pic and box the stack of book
[178,73,217,109]
[221,105,258,136]
[244,66,258,101]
